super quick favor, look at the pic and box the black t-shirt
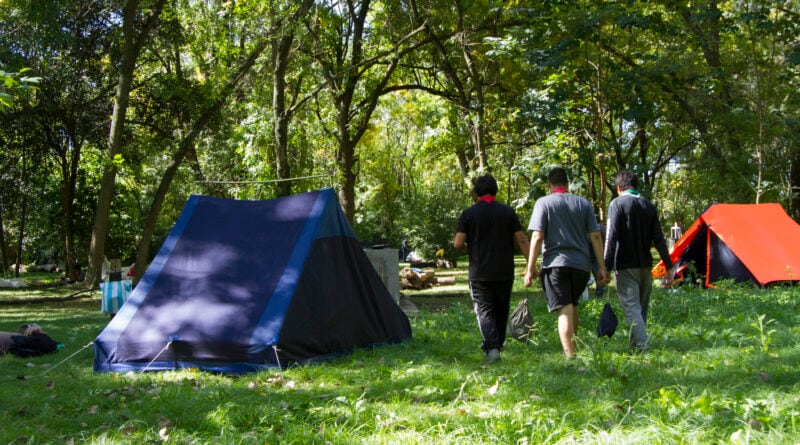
[456,200,524,281]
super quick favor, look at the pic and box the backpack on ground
[508,297,535,342]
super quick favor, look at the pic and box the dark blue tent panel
[94,189,411,373]
[672,225,755,285]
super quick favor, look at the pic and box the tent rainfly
[653,203,800,287]
[94,188,412,374]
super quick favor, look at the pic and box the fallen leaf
[46,381,55,390]
[87,406,98,415]
[25,363,35,368]
[487,380,499,395]
[758,372,769,382]
[159,426,169,441]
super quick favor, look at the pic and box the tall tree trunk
[408,0,492,179]
[86,0,165,286]
[313,0,415,222]
[14,193,26,279]
[0,199,7,278]
[61,175,76,281]
[58,135,82,282]
[336,139,358,223]
[271,0,314,197]
[133,38,270,284]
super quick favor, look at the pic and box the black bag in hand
[508,297,535,342]
[596,302,618,338]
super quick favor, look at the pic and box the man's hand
[662,267,676,288]
[523,268,539,287]
[596,267,610,287]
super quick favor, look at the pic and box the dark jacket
[604,193,674,271]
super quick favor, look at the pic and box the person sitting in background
[0,323,62,357]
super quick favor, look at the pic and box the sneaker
[484,348,501,363]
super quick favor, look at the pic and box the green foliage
[0,68,38,110]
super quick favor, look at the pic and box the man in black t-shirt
[454,175,530,363]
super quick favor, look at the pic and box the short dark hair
[473,174,498,197]
[547,167,568,187]
[615,170,639,191]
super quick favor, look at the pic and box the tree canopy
[1,0,798,273]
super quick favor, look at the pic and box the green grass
[2,266,800,444]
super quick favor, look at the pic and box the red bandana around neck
[551,186,568,194]
[477,195,496,204]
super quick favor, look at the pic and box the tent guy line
[41,341,94,376]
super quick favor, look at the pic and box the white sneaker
[484,348,501,363]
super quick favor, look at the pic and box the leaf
[159,427,169,441]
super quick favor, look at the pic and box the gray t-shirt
[528,192,599,271]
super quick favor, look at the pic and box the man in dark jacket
[604,170,674,351]
[454,174,530,363]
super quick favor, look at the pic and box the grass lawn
[1,263,799,444]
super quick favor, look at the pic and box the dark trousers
[469,280,513,352]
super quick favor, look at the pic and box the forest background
[1,0,799,286]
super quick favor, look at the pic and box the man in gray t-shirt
[524,167,608,358]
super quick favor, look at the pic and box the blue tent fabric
[94,188,411,373]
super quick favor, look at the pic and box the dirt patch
[404,292,470,312]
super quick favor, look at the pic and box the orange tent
[653,203,800,287]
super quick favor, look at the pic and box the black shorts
[541,267,590,312]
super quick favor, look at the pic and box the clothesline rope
[195,173,331,184]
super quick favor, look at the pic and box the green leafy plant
[751,314,776,353]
